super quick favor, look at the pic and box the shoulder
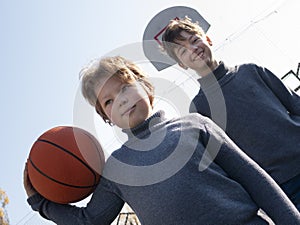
[171,113,209,125]
[235,63,274,76]
[234,62,262,72]
[169,113,213,135]
[231,63,272,81]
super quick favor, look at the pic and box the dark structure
[281,63,300,92]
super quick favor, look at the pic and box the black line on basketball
[28,157,97,189]
[33,139,99,187]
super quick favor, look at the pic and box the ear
[178,62,188,70]
[206,35,213,46]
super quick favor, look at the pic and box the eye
[122,84,129,92]
[104,99,113,107]
[192,37,200,43]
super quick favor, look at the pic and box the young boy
[162,17,300,210]
[24,56,300,224]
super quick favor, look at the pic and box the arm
[24,164,124,225]
[202,119,300,224]
[257,65,300,115]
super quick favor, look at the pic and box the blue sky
[1,0,299,224]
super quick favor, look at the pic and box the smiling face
[173,31,218,77]
[95,76,152,129]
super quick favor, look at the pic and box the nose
[189,43,198,53]
[118,96,128,107]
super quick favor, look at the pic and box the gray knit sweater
[28,112,300,224]
[190,62,300,185]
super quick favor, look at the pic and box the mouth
[193,49,204,61]
[121,105,136,116]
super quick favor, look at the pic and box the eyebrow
[96,83,110,106]
[99,93,109,104]
[98,81,125,105]
[187,33,194,41]
[95,91,107,108]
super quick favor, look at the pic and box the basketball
[27,126,105,204]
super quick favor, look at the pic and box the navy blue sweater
[190,62,300,185]
[28,112,300,224]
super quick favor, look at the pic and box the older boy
[162,17,300,210]
[24,56,300,224]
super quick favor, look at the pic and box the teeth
[197,51,203,58]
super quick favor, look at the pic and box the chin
[130,115,149,128]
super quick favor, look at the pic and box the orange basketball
[27,126,105,204]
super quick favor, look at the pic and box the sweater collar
[198,61,229,87]
[122,111,166,139]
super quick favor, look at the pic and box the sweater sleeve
[27,180,124,225]
[257,65,300,115]
[203,118,300,224]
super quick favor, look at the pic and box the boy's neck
[196,60,219,78]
